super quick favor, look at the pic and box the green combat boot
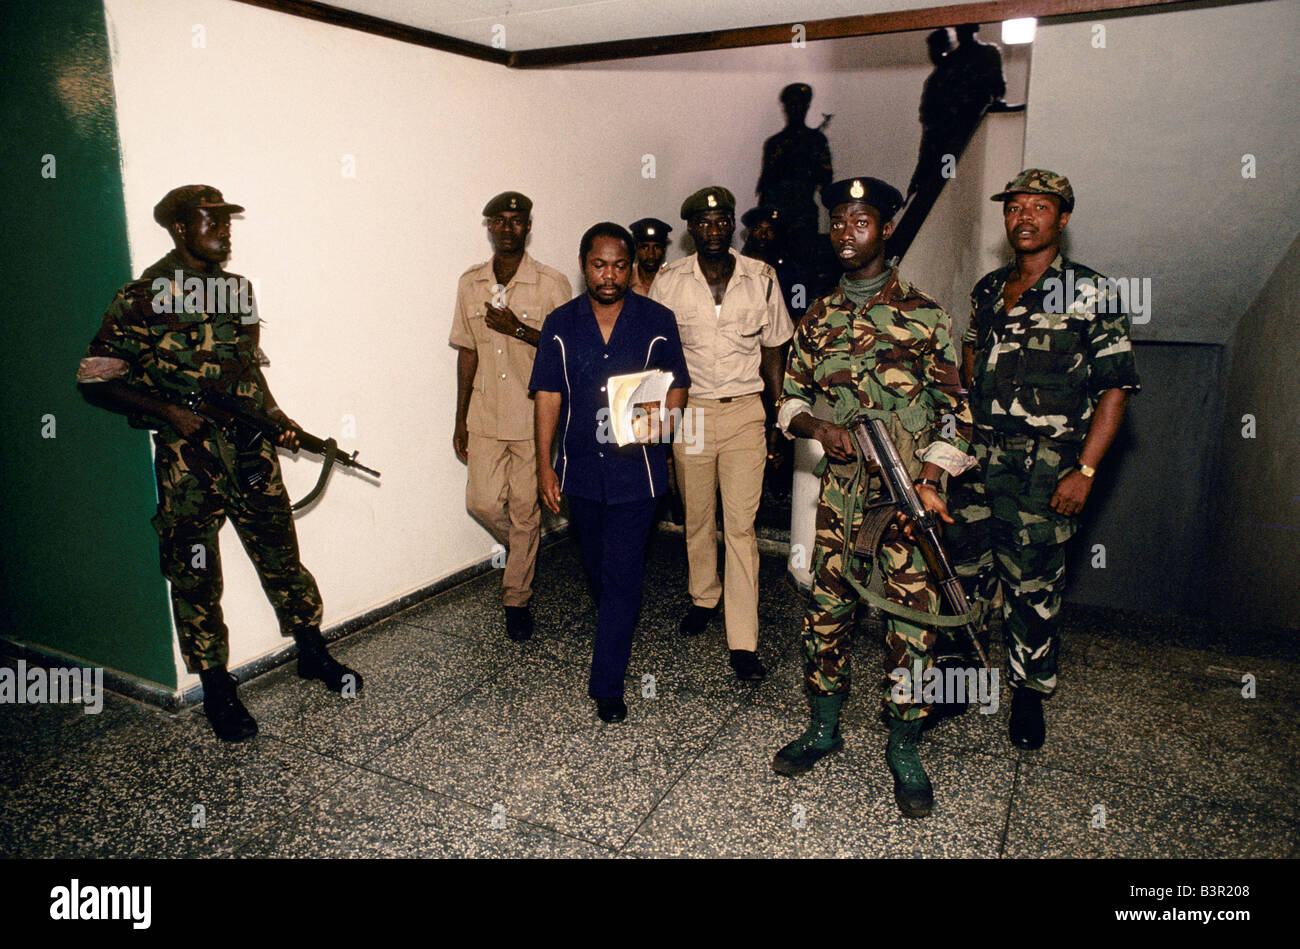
[886,718,934,818]
[772,694,844,776]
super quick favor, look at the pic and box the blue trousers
[566,494,659,699]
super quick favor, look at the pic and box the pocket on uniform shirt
[721,308,765,350]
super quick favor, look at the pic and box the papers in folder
[606,369,674,447]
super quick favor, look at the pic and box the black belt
[713,392,760,404]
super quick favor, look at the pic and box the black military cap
[482,191,532,217]
[780,83,813,104]
[153,185,244,229]
[821,176,904,220]
[629,218,672,243]
[741,206,782,229]
[680,186,736,220]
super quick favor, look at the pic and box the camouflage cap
[990,168,1074,212]
[821,176,904,220]
[780,82,813,104]
[741,206,782,228]
[629,217,672,243]
[482,191,532,217]
[680,186,736,220]
[153,185,244,228]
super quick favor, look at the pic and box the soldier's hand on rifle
[165,404,206,440]
[275,422,302,452]
[814,420,856,462]
[1050,470,1093,517]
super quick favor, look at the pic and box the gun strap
[840,569,982,628]
[836,447,981,629]
[291,437,338,512]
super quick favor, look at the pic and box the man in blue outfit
[531,223,691,723]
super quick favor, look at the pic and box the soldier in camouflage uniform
[772,177,975,818]
[76,185,362,742]
[946,169,1140,750]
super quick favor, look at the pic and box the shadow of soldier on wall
[890,23,1016,260]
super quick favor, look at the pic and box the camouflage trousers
[945,429,1080,695]
[803,465,940,722]
[152,431,323,673]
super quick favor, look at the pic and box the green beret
[629,218,672,243]
[680,186,736,220]
[154,185,244,228]
[482,191,532,217]
[821,177,903,220]
[990,168,1075,213]
[741,206,782,228]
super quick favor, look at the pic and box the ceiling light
[1002,18,1037,44]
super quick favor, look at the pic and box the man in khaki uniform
[648,186,793,682]
[450,191,572,641]
[628,217,672,296]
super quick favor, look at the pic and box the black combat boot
[886,717,934,818]
[199,668,258,742]
[294,626,363,694]
[773,694,844,776]
[1009,687,1045,749]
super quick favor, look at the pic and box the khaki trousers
[673,394,766,651]
[466,433,539,607]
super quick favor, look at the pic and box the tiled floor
[3,531,1297,858]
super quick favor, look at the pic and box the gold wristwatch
[1078,463,1096,478]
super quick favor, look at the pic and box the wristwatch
[1078,463,1096,478]
[514,325,526,339]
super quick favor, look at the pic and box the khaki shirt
[647,250,793,400]
[449,253,572,441]
[628,264,655,296]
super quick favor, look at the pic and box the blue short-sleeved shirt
[529,291,690,503]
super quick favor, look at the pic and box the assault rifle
[848,416,989,670]
[183,389,380,510]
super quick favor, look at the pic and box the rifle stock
[849,416,989,670]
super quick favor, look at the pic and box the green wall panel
[1,0,176,687]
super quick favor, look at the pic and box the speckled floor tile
[1028,663,1300,821]
[1005,762,1300,858]
[0,707,352,858]
[0,677,140,789]
[366,652,742,848]
[237,769,610,858]
[622,703,1015,858]
[238,620,516,767]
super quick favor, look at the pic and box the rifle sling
[838,446,981,629]
[291,437,339,512]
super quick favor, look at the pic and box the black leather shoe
[729,649,766,682]
[200,669,258,742]
[1009,687,1045,750]
[595,696,627,723]
[679,603,721,636]
[504,606,534,642]
[294,626,363,695]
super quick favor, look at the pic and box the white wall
[1024,0,1300,345]
[101,0,1028,686]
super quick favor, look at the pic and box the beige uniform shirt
[449,253,572,441]
[647,250,793,400]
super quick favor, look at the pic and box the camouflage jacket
[964,253,1141,442]
[77,250,273,440]
[778,268,974,476]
